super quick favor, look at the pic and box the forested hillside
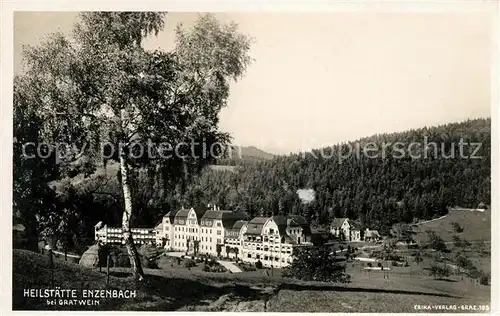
[180,118,491,233]
[14,118,490,249]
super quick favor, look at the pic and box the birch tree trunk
[119,153,145,281]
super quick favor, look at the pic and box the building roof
[231,220,248,231]
[288,215,308,226]
[331,218,347,228]
[163,210,178,222]
[350,221,362,230]
[175,208,190,219]
[245,217,268,235]
[271,215,288,235]
[173,207,208,224]
[365,229,380,238]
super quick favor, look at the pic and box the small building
[330,218,350,241]
[364,228,381,242]
[349,221,362,242]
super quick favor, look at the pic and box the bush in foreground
[282,246,350,283]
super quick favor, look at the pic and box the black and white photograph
[4,1,498,313]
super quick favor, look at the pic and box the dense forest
[14,118,490,250]
[181,118,491,231]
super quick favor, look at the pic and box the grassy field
[13,249,490,312]
[412,209,491,244]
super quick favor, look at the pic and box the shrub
[141,257,159,269]
[426,230,448,252]
[203,264,210,272]
[479,272,490,285]
[115,254,131,268]
[452,222,464,233]
[429,263,450,279]
[184,259,196,268]
[282,246,350,282]
[367,262,372,267]
[255,260,263,269]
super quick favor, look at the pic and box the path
[165,252,243,273]
[218,261,243,273]
[415,215,447,225]
[165,251,186,258]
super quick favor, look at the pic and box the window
[217,230,221,235]
[275,257,279,262]
[217,222,221,227]
[269,228,274,234]
[210,237,212,242]
[247,254,251,258]
[217,239,221,244]
[264,255,268,260]
[256,254,260,259]
[210,229,212,234]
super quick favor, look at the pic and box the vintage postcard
[2,0,498,313]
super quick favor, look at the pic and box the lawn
[413,209,490,244]
[13,249,490,312]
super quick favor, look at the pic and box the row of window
[244,245,292,254]
[172,226,223,236]
[102,233,155,239]
[173,242,213,251]
[106,228,152,234]
[246,253,291,263]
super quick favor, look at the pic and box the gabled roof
[164,210,178,222]
[365,229,380,238]
[202,210,232,220]
[287,215,308,226]
[232,220,248,230]
[245,217,268,235]
[227,220,248,234]
[271,216,290,235]
[350,221,362,230]
[175,208,190,218]
[154,221,163,230]
[331,218,347,228]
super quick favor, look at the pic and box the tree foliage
[426,230,448,252]
[14,12,252,280]
[282,246,350,283]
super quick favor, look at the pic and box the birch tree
[15,12,252,280]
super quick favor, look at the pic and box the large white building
[95,206,313,268]
[241,215,312,268]
[157,205,248,256]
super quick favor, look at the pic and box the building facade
[241,215,312,268]
[94,206,313,268]
[94,221,157,245]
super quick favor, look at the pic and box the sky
[14,11,493,154]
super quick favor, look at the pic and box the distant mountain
[233,146,275,160]
[215,145,275,165]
